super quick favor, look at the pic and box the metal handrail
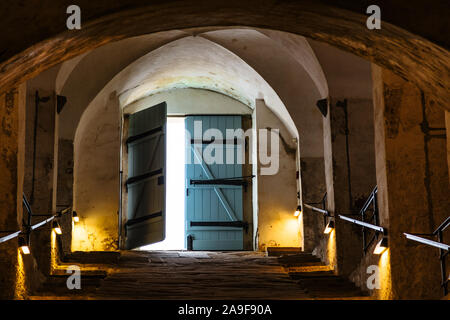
[404,216,450,296]
[338,214,385,233]
[0,193,72,244]
[403,233,449,250]
[303,203,329,216]
[433,216,450,235]
[304,193,333,234]
[360,186,379,253]
[336,186,386,257]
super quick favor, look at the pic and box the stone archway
[0,1,448,109]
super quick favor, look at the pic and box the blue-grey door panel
[185,115,244,250]
[125,102,166,249]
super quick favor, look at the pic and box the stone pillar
[372,65,449,299]
[446,111,450,181]
[74,92,120,251]
[23,85,57,276]
[57,138,74,255]
[319,97,377,276]
[0,85,26,298]
[254,99,299,251]
[300,156,326,252]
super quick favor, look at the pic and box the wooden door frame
[184,114,254,250]
[119,113,254,250]
[118,112,129,249]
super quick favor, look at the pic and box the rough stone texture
[203,29,324,156]
[318,96,377,276]
[279,253,369,299]
[300,157,326,252]
[73,92,120,251]
[349,242,388,299]
[23,75,57,277]
[310,40,379,279]
[0,84,46,299]
[0,1,448,110]
[31,251,308,299]
[28,250,369,300]
[308,40,373,261]
[372,65,450,299]
[56,139,74,255]
[0,88,21,299]
[57,32,188,140]
[254,100,300,251]
[446,111,450,182]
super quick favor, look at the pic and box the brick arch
[0,1,448,108]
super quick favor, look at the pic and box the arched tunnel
[0,0,448,302]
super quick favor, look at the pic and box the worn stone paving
[30,250,369,300]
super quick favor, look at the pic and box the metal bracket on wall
[316,98,328,117]
[56,95,67,114]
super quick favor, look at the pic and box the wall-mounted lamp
[324,220,335,234]
[294,205,302,217]
[52,221,62,235]
[373,236,388,255]
[18,235,30,255]
[72,211,79,223]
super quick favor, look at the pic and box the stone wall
[0,84,46,299]
[309,41,377,276]
[315,96,377,276]
[300,157,326,252]
[0,1,448,112]
[73,92,120,251]
[23,73,58,276]
[254,100,300,250]
[446,111,450,182]
[370,65,449,299]
[57,139,74,254]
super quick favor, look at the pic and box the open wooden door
[124,102,167,249]
[185,115,245,250]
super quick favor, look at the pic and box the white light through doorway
[140,117,185,250]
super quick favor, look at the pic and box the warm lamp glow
[374,236,388,255]
[18,236,30,255]
[73,211,79,223]
[324,220,334,234]
[15,247,27,299]
[53,221,62,235]
[20,245,30,255]
[294,205,302,217]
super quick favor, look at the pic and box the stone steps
[276,250,368,299]
[35,273,106,295]
[61,251,120,265]
[289,270,335,279]
[31,250,370,300]
[266,246,302,257]
[279,254,322,265]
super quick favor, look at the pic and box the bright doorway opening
[140,117,185,250]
